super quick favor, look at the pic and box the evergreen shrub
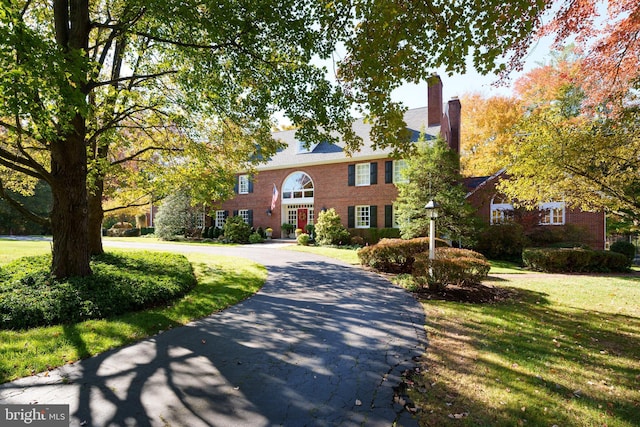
[315,208,351,246]
[412,247,490,291]
[296,233,311,246]
[224,216,252,243]
[610,240,636,266]
[522,247,629,273]
[357,237,449,274]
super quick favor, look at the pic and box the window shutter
[347,206,355,228]
[370,205,377,228]
[248,179,254,193]
[233,179,239,194]
[348,164,355,186]
[370,162,378,185]
[223,211,229,219]
[385,205,393,228]
[385,161,393,183]
[233,210,238,217]
[248,210,254,226]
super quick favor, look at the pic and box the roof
[464,169,507,198]
[258,106,439,171]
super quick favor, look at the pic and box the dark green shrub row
[412,248,490,291]
[473,223,526,262]
[610,240,636,266]
[357,237,449,274]
[107,227,141,237]
[0,252,196,330]
[522,247,629,273]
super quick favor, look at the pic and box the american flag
[271,183,279,211]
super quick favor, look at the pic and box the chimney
[427,75,443,126]
[446,97,461,154]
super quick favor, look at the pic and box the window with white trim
[238,209,250,224]
[355,205,370,228]
[215,210,225,228]
[540,201,565,225]
[490,196,514,224]
[393,160,408,183]
[355,163,370,186]
[238,175,249,194]
[282,172,314,200]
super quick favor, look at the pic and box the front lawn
[0,245,266,383]
[410,273,640,427]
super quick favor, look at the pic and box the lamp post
[425,199,439,260]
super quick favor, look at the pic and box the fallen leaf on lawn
[355,399,362,406]
[448,412,469,419]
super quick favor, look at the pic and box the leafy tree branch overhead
[1,0,638,278]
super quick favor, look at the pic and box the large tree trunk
[49,0,92,278]
[50,118,92,278]
[88,179,105,256]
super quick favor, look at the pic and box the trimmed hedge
[348,227,401,245]
[412,248,490,291]
[522,247,629,273]
[357,237,450,274]
[610,240,636,266]
[0,252,196,330]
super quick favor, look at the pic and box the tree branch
[0,180,50,226]
[87,70,178,91]
[111,146,184,166]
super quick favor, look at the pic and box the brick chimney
[427,75,443,126]
[446,97,461,153]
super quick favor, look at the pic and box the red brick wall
[218,159,399,235]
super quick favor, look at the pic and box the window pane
[393,160,408,183]
[356,205,370,228]
[355,164,370,186]
[239,175,249,194]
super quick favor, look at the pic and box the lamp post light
[425,199,439,260]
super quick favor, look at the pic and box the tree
[460,94,521,177]
[394,137,479,246]
[0,0,356,278]
[154,190,202,240]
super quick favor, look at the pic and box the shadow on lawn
[411,286,640,427]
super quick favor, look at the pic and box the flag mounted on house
[271,183,279,211]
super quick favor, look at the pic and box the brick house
[213,76,461,239]
[464,169,606,249]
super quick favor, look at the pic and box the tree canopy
[1,0,638,277]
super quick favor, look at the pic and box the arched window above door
[282,172,314,201]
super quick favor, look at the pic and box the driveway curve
[0,241,426,426]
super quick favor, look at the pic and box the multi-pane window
[238,209,250,224]
[355,163,370,186]
[393,160,408,183]
[355,205,370,228]
[215,210,225,228]
[490,196,514,225]
[282,172,314,200]
[238,175,249,194]
[540,202,565,225]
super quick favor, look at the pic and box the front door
[297,208,308,231]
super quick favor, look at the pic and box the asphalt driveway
[0,241,426,426]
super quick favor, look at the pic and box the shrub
[315,208,351,246]
[0,252,196,330]
[351,236,365,247]
[224,216,252,243]
[249,232,264,244]
[473,223,527,262]
[610,240,636,266]
[304,224,315,239]
[522,247,629,273]
[412,248,490,291]
[297,233,311,246]
[348,227,401,245]
[357,237,449,274]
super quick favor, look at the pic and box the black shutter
[233,178,239,193]
[385,205,393,228]
[233,210,238,217]
[248,210,254,226]
[370,205,377,228]
[248,179,254,193]
[223,210,229,219]
[370,162,378,185]
[385,161,393,183]
[348,164,355,186]
[347,206,355,228]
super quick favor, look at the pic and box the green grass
[488,259,528,274]
[410,273,640,427]
[0,244,266,383]
[0,239,52,264]
[283,244,361,264]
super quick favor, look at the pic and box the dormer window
[297,141,318,154]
